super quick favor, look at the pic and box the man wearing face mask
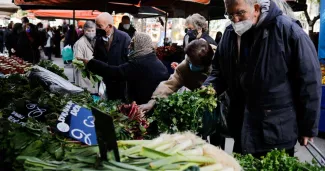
[118,16,136,38]
[203,0,321,157]
[73,21,98,94]
[93,12,131,101]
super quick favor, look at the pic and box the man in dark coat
[118,16,136,38]
[94,12,131,101]
[204,0,321,157]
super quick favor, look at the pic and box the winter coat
[5,31,19,56]
[17,30,41,64]
[203,1,321,154]
[152,59,211,99]
[92,27,131,101]
[73,36,98,94]
[118,23,136,38]
[87,52,169,104]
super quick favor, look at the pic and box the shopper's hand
[76,57,89,65]
[171,62,179,70]
[139,100,155,113]
[300,136,314,146]
[11,48,15,53]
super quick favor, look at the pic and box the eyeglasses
[224,10,247,21]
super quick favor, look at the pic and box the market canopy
[30,10,101,20]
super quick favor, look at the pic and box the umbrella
[31,10,101,20]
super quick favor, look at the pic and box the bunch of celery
[118,132,242,171]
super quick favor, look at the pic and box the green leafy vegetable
[72,59,102,87]
[38,60,69,80]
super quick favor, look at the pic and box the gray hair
[224,0,257,7]
[185,13,208,32]
[272,0,295,19]
[83,21,96,30]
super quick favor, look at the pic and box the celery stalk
[140,147,171,159]
[149,155,216,169]
[200,163,223,171]
[166,140,193,154]
[117,140,151,147]
[155,142,176,151]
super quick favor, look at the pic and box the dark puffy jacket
[93,27,131,101]
[204,1,321,154]
[87,52,169,104]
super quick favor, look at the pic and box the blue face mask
[26,28,31,33]
[189,63,204,72]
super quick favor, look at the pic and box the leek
[140,147,171,159]
[149,155,216,169]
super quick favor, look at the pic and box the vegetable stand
[0,59,325,171]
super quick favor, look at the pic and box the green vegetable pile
[72,59,102,86]
[235,149,325,171]
[15,132,241,171]
[38,60,69,80]
[0,74,148,170]
[152,86,217,133]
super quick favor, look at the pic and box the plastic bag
[98,81,107,100]
[201,91,231,137]
[62,45,74,62]
[28,66,84,94]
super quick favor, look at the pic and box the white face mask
[85,32,96,40]
[123,24,130,30]
[231,20,253,36]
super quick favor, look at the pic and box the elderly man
[94,12,131,101]
[204,0,321,157]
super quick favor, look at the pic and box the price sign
[56,101,98,145]
[7,101,48,126]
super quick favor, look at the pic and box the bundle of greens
[72,59,102,86]
[91,100,149,140]
[235,149,325,171]
[151,86,217,134]
[38,60,69,80]
[15,132,241,171]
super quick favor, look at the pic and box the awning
[31,10,101,20]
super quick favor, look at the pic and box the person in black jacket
[90,12,131,101]
[203,0,321,157]
[77,32,169,104]
[6,23,22,57]
[17,23,41,64]
[118,16,136,38]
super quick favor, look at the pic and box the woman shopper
[5,23,22,57]
[44,26,53,60]
[77,32,169,104]
[73,21,98,94]
[17,23,41,64]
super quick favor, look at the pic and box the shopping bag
[61,45,74,62]
[201,91,231,137]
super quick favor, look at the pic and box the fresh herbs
[38,60,69,80]
[72,59,102,86]
[235,149,325,171]
[151,86,217,134]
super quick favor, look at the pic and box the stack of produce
[0,56,32,74]
[15,132,242,171]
